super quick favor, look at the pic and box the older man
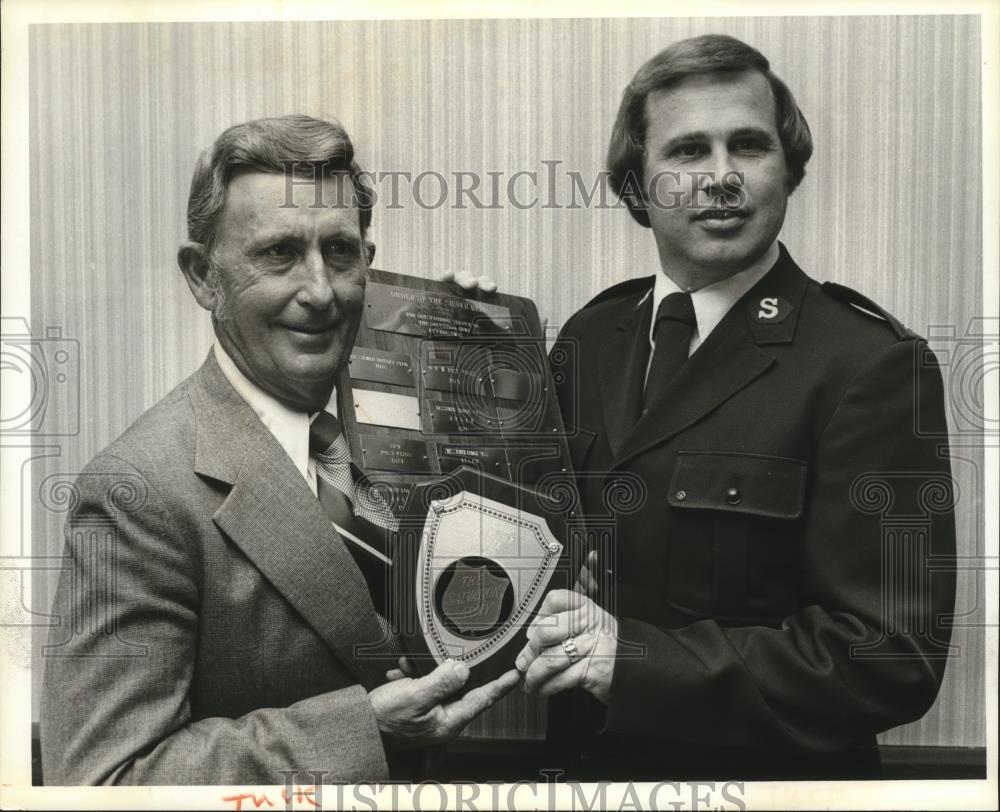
[514,34,957,779]
[40,115,518,785]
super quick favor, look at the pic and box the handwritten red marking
[282,785,319,808]
[220,792,275,811]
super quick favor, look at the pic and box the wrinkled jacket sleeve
[40,454,389,785]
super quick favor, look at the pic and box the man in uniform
[514,34,957,780]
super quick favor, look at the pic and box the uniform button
[675,490,687,501]
[726,487,742,505]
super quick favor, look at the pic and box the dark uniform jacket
[547,244,956,780]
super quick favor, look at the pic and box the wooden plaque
[336,268,575,741]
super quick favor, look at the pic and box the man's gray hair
[186,114,374,250]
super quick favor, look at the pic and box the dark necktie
[309,411,397,621]
[643,292,696,408]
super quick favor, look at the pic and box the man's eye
[734,139,767,152]
[672,143,704,159]
[264,244,295,258]
[324,240,358,259]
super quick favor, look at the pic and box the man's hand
[440,270,497,293]
[369,660,520,748]
[440,272,554,338]
[514,589,618,704]
[385,656,415,682]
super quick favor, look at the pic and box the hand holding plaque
[369,658,521,747]
[394,466,572,690]
[335,269,577,693]
[515,588,618,703]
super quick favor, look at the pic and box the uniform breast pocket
[664,451,808,622]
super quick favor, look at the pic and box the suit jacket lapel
[188,354,389,690]
[598,288,654,457]
[613,246,809,468]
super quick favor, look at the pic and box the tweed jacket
[41,354,402,784]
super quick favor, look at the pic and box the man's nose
[705,147,738,193]
[296,250,336,309]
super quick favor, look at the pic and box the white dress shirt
[214,342,337,497]
[647,240,780,359]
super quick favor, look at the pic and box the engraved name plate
[422,366,486,395]
[437,444,510,478]
[359,435,432,473]
[366,282,512,337]
[424,396,474,434]
[349,347,415,387]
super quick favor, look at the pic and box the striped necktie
[309,411,398,626]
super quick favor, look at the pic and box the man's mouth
[694,208,748,221]
[283,323,337,335]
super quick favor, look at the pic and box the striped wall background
[29,15,984,748]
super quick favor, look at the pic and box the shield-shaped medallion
[394,467,571,688]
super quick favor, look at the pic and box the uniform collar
[649,240,779,352]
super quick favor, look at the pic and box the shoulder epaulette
[582,276,656,310]
[821,281,916,340]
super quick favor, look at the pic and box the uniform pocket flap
[667,451,807,519]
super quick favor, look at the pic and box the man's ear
[177,241,218,312]
[364,239,376,267]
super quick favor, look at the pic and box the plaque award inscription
[336,269,575,693]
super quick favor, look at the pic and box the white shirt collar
[649,241,780,355]
[213,342,337,489]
